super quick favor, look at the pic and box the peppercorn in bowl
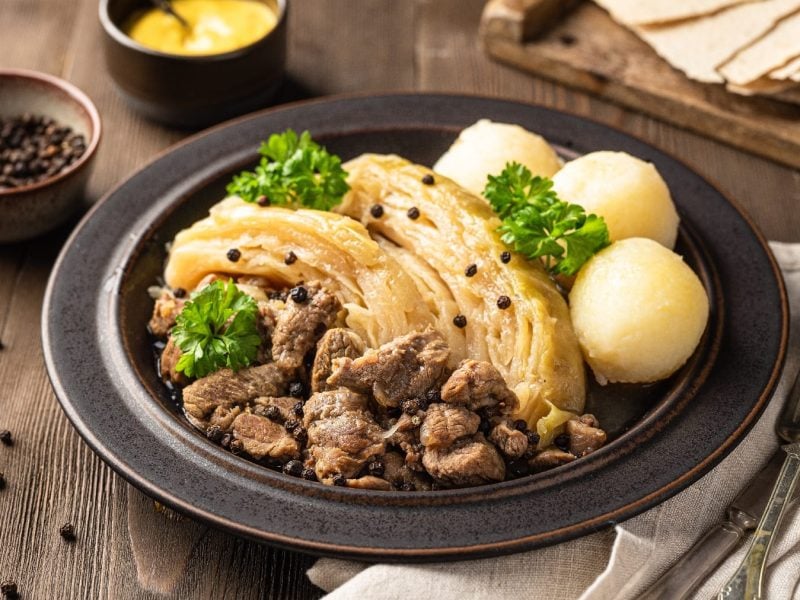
[0,69,101,243]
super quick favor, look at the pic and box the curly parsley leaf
[484,162,610,276]
[172,280,262,379]
[226,129,349,211]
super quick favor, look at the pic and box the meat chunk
[148,291,186,338]
[381,451,432,491]
[489,420,529,460]
[311,328,366,392]
[419,404,480,449]
[529,448,575,472]
[327,328,450,407]
[272,283,341,369]
[422,434,505,487]
[159,336,189,386]
[346,476,393,491]
[440,359,519,414]
[566,414,606,457]
[232,413,300,461]
[303,390,386,482]
[182,363,291,431]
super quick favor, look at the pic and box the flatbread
[718,11,800,84]
[770,54,800,80]
[633,0,800,83]
[593,0,762,26]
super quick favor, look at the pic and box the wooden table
[0,1,798,598]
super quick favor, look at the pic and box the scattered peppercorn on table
[0,0,799,598]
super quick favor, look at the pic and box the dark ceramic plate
[42,94,788,561]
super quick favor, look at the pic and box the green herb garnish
[172,280,262,378]
[484,162,610,276]
[226,129,349,210]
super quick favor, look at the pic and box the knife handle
[718,443,800,600]
[639,522,745,600]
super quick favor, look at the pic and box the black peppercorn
[264,405,282,421]
[284,251,297,265]
[284,419,300,432]
[500,251,512,264]
[302,468,317,481]
[399,482,416,491]
[370,204,384,218]
[290,285,308,303]
[453,314,467,328]
[464,263,477,277]
[206,425,224,443]
[1,580,18,599]
[288,381,305,398]
[292,426,308,444]
[407,206,420,220]
[497,295,512,309]
[292,401,304,417]
[59,522,76,542]
[513,419,527,432]
[424,388,441,404]
[226,248,241,262]
[229,439,243,455]
[421,174,435,185]
[367,460,385,477]
[554,433,571,452]
[283,460,304,477]
[526,431,541,447]
[507,459,530,478]
[0,430,11,446]
[332,474,347,487]
[257,195,271,206]
[172,287,186,299]
[220,434,232,449]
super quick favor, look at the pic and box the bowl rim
[0,68,102,198]
[98,0,287,62]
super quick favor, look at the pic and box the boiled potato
[552,151,679,249]
[569,238,709,384]
[433,119,561,196]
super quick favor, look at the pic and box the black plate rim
[42,92,789,560]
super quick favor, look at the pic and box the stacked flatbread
[593,0,800,96]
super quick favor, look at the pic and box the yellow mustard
[125,0,277,56]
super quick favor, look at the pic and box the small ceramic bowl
[0,69,101,244]
[100,0,287,129]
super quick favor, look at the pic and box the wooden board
[480,0,800,169]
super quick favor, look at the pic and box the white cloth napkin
[307,241,800,600]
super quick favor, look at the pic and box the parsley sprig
[226,129,350,211]
[172,280,262,379]
[484,162,610,276]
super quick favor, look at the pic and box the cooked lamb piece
[419,404,480,449]
[311,328,366,392]
[381,451,433,490]
[326,328,450,407]
[488,419,529,460]
[303,389,386,482]
[159,336,189,386]
[384,417,426,471]
[566,414,607,457]
[148,291,186,338]
[251,396,298,422]
[529,448,576,472]
[422,433,505,487]
[272,283,341,369]
[440,359,518,414]
[231,413,301,461]
[182,363,291,431]
[345,475,393,491]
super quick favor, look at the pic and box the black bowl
[99,0,287,128]
[43,94,787,560]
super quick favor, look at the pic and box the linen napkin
[307,241,800,600]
